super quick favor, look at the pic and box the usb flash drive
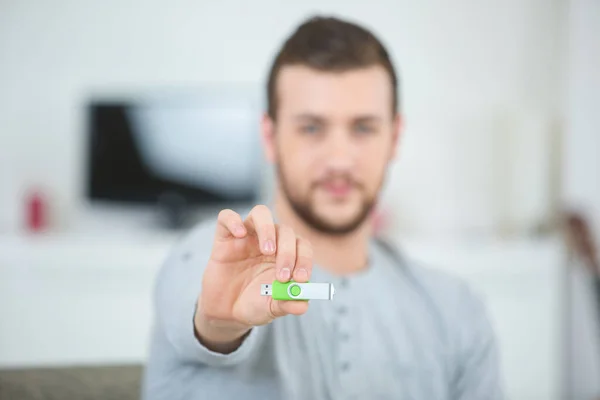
[261,280,335,301]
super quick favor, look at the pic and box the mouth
[319,180,354,197]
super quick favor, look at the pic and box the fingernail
[264,240,275,253]
[295,268,308,281]
[280,268,291,281]
[235,225,246,236]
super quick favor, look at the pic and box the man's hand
[194,205,313,352]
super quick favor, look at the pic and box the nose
[323,130,357,172]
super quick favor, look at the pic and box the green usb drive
[261,280,335,301]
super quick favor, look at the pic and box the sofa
[0,364,142,400]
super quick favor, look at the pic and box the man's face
[263,65,401,235]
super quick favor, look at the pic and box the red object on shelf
[26,190,46,232]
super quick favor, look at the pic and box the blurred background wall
[564,0,600,237]
[0,0,578,238]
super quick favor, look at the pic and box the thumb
[269,299,309,319]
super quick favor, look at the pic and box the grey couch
[0,365,142,400]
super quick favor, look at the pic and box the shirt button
[340,332,349,341]
[340,362,350,372]
[337,306,347,315]
[339,278,349,288]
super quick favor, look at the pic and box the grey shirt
[142,219,504,400]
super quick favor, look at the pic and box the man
[142,15,504,400]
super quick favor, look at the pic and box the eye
[301,124,321,135]
[354,123,375,135]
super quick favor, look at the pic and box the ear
[261,112,277,164]
[389,113,403,161]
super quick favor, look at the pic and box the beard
[275,162,383,236]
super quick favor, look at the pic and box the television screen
[85,90,262,207]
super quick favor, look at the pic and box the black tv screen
[85,92,261,207]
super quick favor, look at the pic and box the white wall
[0,0,566,236]
[563,0,600,233]
[563,0,600,398]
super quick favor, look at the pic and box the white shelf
[1,232,178,269]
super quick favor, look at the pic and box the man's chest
[273,278,454,400]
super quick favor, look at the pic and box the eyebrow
[293,114,383,123]
[353,115,383,124]
[294,114,326,123]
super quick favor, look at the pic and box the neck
[273,189,372,276]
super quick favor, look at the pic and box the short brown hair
[266,16,400,120]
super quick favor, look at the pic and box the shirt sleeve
[451,284,505,400]
[152,222,267,367]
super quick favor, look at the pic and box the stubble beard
[275,161,385,236]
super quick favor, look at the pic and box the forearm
[156,272,266,366]
[193,305,253,354]
[151,220,273,367]
[153,247,264,366]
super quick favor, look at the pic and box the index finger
[244,205,276,256]
[215,209,246,240]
